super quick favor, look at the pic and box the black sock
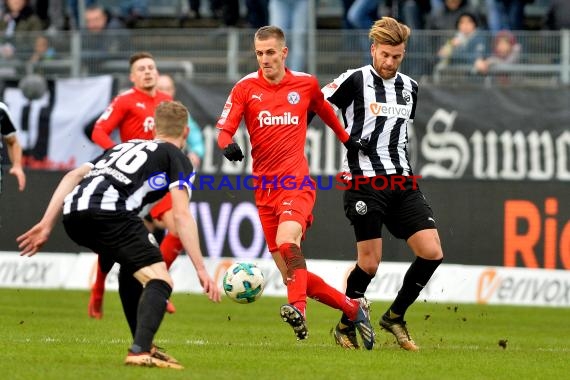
[118,269,143,338]
[387,257,443,319]
[341,264,375,326]
[131,279,172,353]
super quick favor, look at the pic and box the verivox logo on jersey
[257,111,299,127]
[369,102,411,118]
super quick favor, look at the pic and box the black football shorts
[342,175,436,242]
[63,210,163,274]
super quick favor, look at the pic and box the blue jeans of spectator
[485,0,525,32]
[119,0,149,18]
[347,0,381,30]
[269,0,309,72]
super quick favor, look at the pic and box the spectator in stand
[346,0,380,30]
[339,0,355,29]
[66,0,96,29]
[0,0,43,60]
[543,0,570,30]
[28,33,55,63]
[426,0,476,30]
[269,0,310,72]
[473,30,521,75]
[399,0,433,30]
[117,0,149,27]
[484,0,530,32]
[83,4,125,72]
[156,74,204,170]
[84,4,124,32]
[221,0,240,27]
[245,0,268,28]
[436,12,486,67]
[187,0,223,20]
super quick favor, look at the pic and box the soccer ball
[222,262,265,304]
[18,74,47,100]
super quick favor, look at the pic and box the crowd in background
[0,1,568,78]
[0,0,567,34]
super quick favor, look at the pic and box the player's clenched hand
[223,143,244,161]
[17,223,51,257]
[343,136,373,155]
[196,268,221,303]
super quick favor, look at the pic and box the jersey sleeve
[309,78,349,143]
[322,70,357,110]
[0,102,16,137]
[216,84,246,148]
[410,82,418,121]
[167,146,194,198]
[91,95,126,149]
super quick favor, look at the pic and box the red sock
[307,272,358,320]
[288,269,307,316]
[160,233,183,269]
[91,263,107,299]
[279,243,307,316]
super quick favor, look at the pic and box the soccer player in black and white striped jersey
[18,101,221,369]
[322,17,444,351]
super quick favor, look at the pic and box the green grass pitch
[1,288,568,379]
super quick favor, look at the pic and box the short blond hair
[155,101,188,137]
[369,17,411,46]
[254,25,286,45]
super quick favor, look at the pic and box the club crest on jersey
[287,91,300,105]
[355,201,367,215]
[257,110,299,127]
[143,116,155,132]
[402,90,412,104]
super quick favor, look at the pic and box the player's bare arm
[17,163,92,256]
[170,187,221,303]
[4,133,26,191]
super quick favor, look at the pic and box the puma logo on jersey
[136,102,146,109]
[282,200,293,206]
[282,210,293,215]
[252,93,263,101]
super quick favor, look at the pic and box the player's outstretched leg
[280,304,308,340]
[349,298,375,350]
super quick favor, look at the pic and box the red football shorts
[150,193,172,221]
[254,186,315,252]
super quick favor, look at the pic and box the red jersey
[92,87,172,149]
[217,69,348,182]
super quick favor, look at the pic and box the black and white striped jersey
[63,139,193,215]
[0,101,17,188]
[322,65,418,176]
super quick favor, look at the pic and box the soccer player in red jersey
[216,26,375,349]
[89,52,182,318]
